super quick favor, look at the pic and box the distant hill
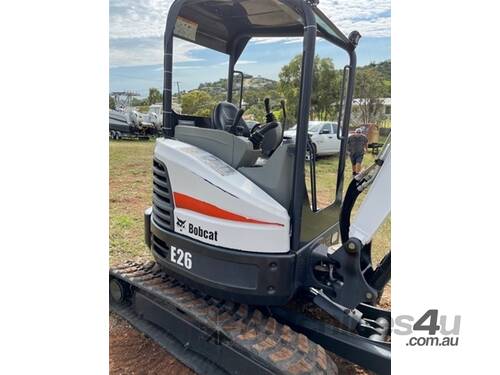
[179,61,391,99]
[194,75,278,98]
[173,60,390,121]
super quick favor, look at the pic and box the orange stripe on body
[173,192,284,227]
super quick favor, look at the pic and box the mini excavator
[110,1,391,374]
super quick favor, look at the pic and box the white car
[284,121,340,156]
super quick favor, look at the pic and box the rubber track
[110,261,338,375]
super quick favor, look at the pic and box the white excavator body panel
[154,138,290,253]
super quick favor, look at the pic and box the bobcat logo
[176,217,186,231]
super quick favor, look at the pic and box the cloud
[322,0,391,38]
[109,0,173,40]
[249,1,390,45]
[110,37,161,67]
[235,60,258,65]
[172,65,205,70]
[110,36,204,67]
[110,0,390,67]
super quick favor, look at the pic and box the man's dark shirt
[348,133,368,154]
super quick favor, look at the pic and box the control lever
[280,99,287,139]
[249,121,278,149]
[264,97,276,123]
[264,97,270,113]
[229,108,245,135]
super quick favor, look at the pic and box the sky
[110,0,390,96]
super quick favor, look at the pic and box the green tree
[245,104,266,123]
[180,90,216,117]
[278,55,339,124]
[147,88,162,105]
[278,55,302,124]
[130,97,147,107]
[353,68,388,125]
[109,95,116,110]
[314,57,339,120]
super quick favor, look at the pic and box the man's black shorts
[350,152,364,164]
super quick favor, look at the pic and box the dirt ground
[109,314,195,375]
[109,140,391,374]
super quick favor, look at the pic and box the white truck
[284,121,340,156]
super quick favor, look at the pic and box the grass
[109,140,156,264]
[109,139,390,267]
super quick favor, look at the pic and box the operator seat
[210,101,283,157]
[211,101,250,136]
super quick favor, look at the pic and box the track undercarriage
[110,260,390,375]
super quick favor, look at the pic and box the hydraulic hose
[339,178,361,243]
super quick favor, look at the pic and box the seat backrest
[211,101,238,130]
[211,101,248,134]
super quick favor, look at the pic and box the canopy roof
[171,0,352,55]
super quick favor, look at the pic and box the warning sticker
[174,17,198,41]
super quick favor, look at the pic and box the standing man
[347,128,368,176]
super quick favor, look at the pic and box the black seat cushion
[211,101,248,135]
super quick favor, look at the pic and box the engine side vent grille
[152,235,169,259]
[152,158,174,231]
